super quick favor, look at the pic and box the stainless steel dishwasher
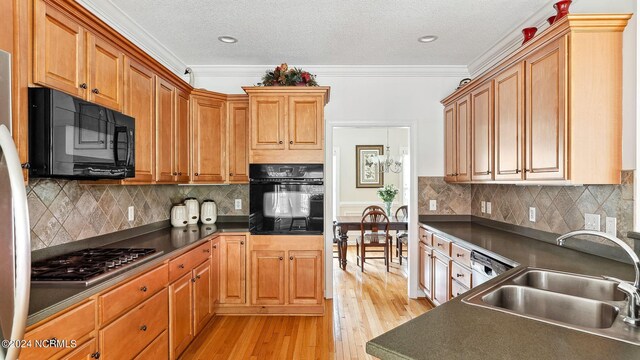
[470,251,513,287]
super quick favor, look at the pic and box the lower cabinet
[169,272,194,359]
[288,250,323,305]
[419,241,433,299]
[219,235,247,304]
[59,338,98,360]
[251,250,286,305]
[211,238,220,307]
[432,250,451,306]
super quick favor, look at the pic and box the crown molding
[76,0,187,78]
[467,0,583,77]
[188,65,469,78]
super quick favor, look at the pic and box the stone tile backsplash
[27,179,248,251]
[419,171,635,245]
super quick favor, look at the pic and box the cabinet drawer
[451,262,472,288]
[59,338,97,360]
[451,279,470,298]
[451,243,471,268]
[418,227,432,246]
[169,241,211,282]
[433,234,451,256]
[21,300,96,360]
[134,330,168,360]
[100,288,168,360]
[99,263,168,325]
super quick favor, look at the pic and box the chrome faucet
[556,230,640,326]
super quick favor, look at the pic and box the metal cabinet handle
[240,241,244,245]
[191,277,196,283]
[196,275,201,279]
[178,264,185,269]
[178,172,182,176]
[195,173,199,176]
[278,141,283,144]
[229,173,234,176]
[80,83,87,89]
[437,243,443,247]
[203,249,210,253]
[486,171,492,175]
[525,169,530,173]
[456,253,464,258]
[456,273,464,278]
[92,88,100,94]
[140,286,148,292]
[173,172,178,176]
[91,352,100,359]
[140,325,147,331]
[515,169,521,173]
[453,173,459,176]
[290,256,294,260]
[213,245,217,249]
[289,141,293,144]
[279,257,283,260]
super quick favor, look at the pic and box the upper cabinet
[33,0,123,111]
[243,87,330,164]
[227,96,250,183]
[442,14,631,185]
[190,90,227,184]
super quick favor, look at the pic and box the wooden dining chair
[332,223,342,260]
[395,205,409,265]
[356,210,392,272]
[362,205,385,216]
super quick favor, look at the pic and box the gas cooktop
[31,248,162,286]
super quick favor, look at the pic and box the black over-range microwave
[28,88,135,179]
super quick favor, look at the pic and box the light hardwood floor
[180,245,433,359]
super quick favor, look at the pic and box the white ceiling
[106,0,552,66]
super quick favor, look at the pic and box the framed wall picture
[356,145,384,188]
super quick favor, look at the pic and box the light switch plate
[429,200,437,211]
[235,199,242,210]
[486,202,492,215]
[481,201,486,214]
[605,217,617,236]
[128,206,134,222]
[529,207,536,223]
[585,213,600,231]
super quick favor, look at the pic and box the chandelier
[375,129,403,174]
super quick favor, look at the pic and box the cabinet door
[418,242,433,299]
[228,100,249,183]
[250,250,285,305]
[211,239,220,307]
[443,103,457,182]
[471,81,494,181]
[193,261,212,335]
[33,1,86,97]
[155,78,175,183]
[494,63,525,181]
[456,95,471,182]
[525,38,566,180]
[191,96,226,183]
[219,236,246,304]
[288,96,323,150]
[250,96,286,149]
[123,58,155,183]
[175,89,190,183]
[59,338,98,360]
[169,272,194,359]
[288,250,323,305]
[432,250,450,306]
[87,34,123,110]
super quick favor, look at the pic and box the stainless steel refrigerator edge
[0,49,31,360]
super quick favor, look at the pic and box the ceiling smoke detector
[418,35,438,43]
[218,36,238,44]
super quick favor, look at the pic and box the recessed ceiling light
[418,35,438,43]
[218,36,238,44]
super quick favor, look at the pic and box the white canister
[170,204,188,227]
[201,200,217,225]
[184,197,200,225]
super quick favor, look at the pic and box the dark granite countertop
[367,219,639,360]
[27,222,249,326]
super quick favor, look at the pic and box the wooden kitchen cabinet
[494,62,524,181]
[443,103,456,182]
[471,81,493,181]
[191,91,227,183]
[455,94,471,182]
[219,235,246,304]
[175,89,190,183]
[59,338,97,360]
[155,77,176,183]
[525,37,566,181]
[419,240,433,299]
[193,260,213,334]
[123,57,155,184]
[243,87,330,164]
[33,0,124,111]
[288,250,323,305]
[251,250,286,305]
[211,238,220,307]
[432,249,450,306]
[227,97,250,183]
[169,272,194,359]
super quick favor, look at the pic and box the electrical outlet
[584,213,600,231]
[481,201,486,214]
[529,207,536,223]
[429,200,437,211]
[605,217,617,236]
[128,206,134,222]
[486,202,492,215]
[235,199,242,210]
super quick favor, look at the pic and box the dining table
[333,216,408,270]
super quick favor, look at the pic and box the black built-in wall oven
[249,164,324,235]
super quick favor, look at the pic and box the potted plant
[377,184,399,216]
[260,63,318,86]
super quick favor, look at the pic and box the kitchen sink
[463,267,640,345]
[481,285,619,329]
[512,269,626,302]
